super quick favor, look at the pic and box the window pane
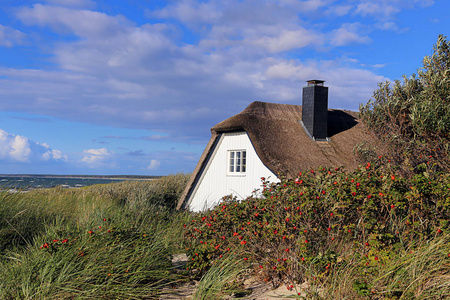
[229,151,234,172]
[236,165,240,172]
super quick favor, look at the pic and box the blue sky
[0,0,448,175]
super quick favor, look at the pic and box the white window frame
[228,150,247,176]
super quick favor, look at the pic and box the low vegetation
[0,173,191,299]
[184,158,450,299]
[2,164,449,299]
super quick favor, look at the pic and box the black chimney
[301,80,329,141]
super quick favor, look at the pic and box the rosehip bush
[183,157,450,287]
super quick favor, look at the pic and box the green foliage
[0,174,190,255]
[183,160,450,298]
[0,174,191,299]
[360,35,450,173]
[352,279,371,297]
[193,252,249,300]
[0,215,181,299]
[91,173,190,210]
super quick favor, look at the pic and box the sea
[0,175,130,190]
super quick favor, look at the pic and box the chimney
[301,80,329,141]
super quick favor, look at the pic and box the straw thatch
[177,101,371,210]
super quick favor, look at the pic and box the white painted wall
[187,132,279,212]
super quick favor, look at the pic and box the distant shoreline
[0,174,161,180]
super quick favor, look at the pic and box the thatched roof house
[178,81,371,211]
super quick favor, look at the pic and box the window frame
[227,149,247,176]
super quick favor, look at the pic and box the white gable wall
[187,132,279,212]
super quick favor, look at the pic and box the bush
[359,35,450,173]
[183,159,450,297]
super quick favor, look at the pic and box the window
[228,150,246,174]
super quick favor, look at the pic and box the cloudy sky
[0,0,448,175]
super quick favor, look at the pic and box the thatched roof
[177,101,371,210]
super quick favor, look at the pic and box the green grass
[0,173,191,299]
[193,252,250,300]
[2,169,449,299]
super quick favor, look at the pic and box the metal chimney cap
[306,80,325,87]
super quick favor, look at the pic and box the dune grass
[193,252,250,300]
[2,169,449,299]
[0,173,191,299]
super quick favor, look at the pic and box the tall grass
[193,252,250,300]
[0,174,191,299]
[314,233,450,299]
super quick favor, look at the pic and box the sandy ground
[160,254,308,300]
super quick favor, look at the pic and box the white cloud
[81,148,113,164]
[370,63,386,69]
[0,129,31,162]
[253,29,322,53]
[375,21,408,33]
[43,0,96,9]
[278,0,333,12]
[152,0,222,24]
[147,159,161,170]
[17,4,132,38]
[9,135,31,162]
[330,23,372,46]
[265,61,309,80]
[354,0,434,19]
[356,2,398,18]
[0,129,67,163]
[42,149,68,161]
[0,24,26,47]
[325,5,353,17]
